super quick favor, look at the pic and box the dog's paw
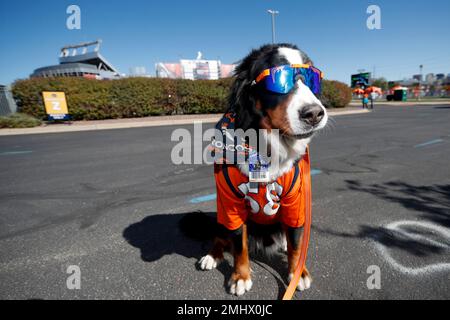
[199,255,219,270]
[229,275,253,296]
[288,270,312,291]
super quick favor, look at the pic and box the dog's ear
[228,68,261,131]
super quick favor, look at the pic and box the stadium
[31,40,121,80]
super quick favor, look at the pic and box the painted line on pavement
[414,139,444,148]
[189,194,217,204]
[0,151,33,156]
[372,220,450,276]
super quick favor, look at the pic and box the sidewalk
[0,108,369,136]
[349,99,450,107]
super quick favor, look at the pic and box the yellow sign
[42,92,69,120]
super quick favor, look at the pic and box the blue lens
[298,68,322,95]
[264,66,295,94]
[262,65,322,95]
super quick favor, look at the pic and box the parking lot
[0,104,449,299]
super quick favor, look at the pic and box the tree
[371,77,388,91]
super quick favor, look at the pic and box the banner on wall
[180,60,220,80]
[156,61,236,80]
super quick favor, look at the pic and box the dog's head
[229,44,328,140]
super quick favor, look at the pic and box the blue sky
[1,0,449,85]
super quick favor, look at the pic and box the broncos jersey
[214,151,310,231]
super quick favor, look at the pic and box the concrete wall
[0,85,18,116]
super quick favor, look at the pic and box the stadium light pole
[419,64,424,101]
[267,10,279,44]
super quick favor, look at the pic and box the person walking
[369,92,376,109]
[362,94,369,109]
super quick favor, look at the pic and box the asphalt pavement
[0,104,449,300]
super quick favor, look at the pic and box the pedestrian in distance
[369,92,376,109]
[362,94,369,109]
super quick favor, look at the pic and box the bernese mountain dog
[198,43,328,296]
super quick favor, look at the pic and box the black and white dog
[198,44,328,296]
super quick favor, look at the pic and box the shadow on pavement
[123,211,289,299]
[346,180,450,227]
[313,224,447,257]
[123,212,213,263]
[314,180,450,257]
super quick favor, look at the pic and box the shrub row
[320,80,353,108]
[0,113,42,128]
[12,77,352,120]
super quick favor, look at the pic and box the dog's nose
[299,105,325,126]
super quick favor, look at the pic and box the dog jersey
[215,152,310,231]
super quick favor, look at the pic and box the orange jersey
[214,153,310,231]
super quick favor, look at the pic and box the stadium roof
[31,40,120,79]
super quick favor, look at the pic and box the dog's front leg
[199,236,226,271]
[286,226,313,291]
[229,223,252,296]
[199,222,235,270]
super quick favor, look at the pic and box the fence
[0,85,17,116]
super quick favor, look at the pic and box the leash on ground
[282,148,312,300]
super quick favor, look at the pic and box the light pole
[419,64,423,101]
[267,10,279,44]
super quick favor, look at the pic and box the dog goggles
[253,64,324,95]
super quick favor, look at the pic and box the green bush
[0,113,42,128]
[320,80,352,108]
[12,77,233,120]
[11,76,350,121]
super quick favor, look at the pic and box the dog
[198,43,328,296]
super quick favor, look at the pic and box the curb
[349,100,450,107]
[0,109,370,137]
[327,109,370,116]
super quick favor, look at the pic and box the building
[425,73,436,84]
[129,66,151,77]
[31,40,120,80]
[156,52,236,80]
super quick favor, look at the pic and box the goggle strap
[291,64,311,69]
[255,69,271,83]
